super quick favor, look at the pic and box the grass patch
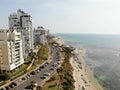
[43,46,75,90]
[0,81,5,86]
[24,56,33,63]
[0,64,28,81]
[28,44,49,71]
[60,47,75,90]
[8,64,28,80]
[43,73,59,90]
[37,44,49,60]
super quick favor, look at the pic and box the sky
[0,0,120,34]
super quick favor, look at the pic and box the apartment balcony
[15,62,21,66]
[15,46,20,49]
[16,55,20,58]
[15,49,20,51]
[15,54,20,57]
[15,39,20,41]
[15,44,20,46]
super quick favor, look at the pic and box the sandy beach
[53,37,103,90]
[70,48,103,90]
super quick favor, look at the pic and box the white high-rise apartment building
[0,30,24,71]
[8,9,33,58]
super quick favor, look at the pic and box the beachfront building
[33,26,49,45]
[9,13,19,29]
[0,30,24,72]
[8,9,34,58]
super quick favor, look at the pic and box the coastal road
[10,46,60,90]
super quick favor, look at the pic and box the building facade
[8,9,33,58]
[0,30,24,71]
[33,26,48,45]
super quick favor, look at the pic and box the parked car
[43,72,50,76]
[38,68,41,71]
[30,71,36,75]
[39,65,44,69]
[25,75,30,79]
[5,86,9,90]
[11,82,17,86]
[36,69,40,73]
[27,74,32,77]
[40,76,46,79]
[0,87,7,90]
[21,77,27,80]
[25,85,33,89]
[50,66,55,70]
[45,62,49,64]
[9,84,14,88]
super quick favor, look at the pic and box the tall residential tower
[8,9,33,58]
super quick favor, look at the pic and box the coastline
[54,36,103,90]
[70,48,103,90]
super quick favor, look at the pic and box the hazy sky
[0,0,120,34]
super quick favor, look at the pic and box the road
[10,46,60,90]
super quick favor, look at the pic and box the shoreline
[54,36,103,90]
[70,47,103,90]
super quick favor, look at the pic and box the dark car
[45,62,49,65]
[30,71,36,75]
[39,65,44,69]
[5,86,9,90]
[21,77,27,80]
[9,84,14,88]
[0,87,7,90]
[9,82,17,88]
[40,76,46,79]
[25,85,33,89]
[13,82,17,86]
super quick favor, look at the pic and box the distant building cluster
[34,26,49,45]
[0,9,49,72]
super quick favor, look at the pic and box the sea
[54,34,120,90]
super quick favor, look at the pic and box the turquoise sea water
[54,34,120,90]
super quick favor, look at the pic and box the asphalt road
[10,46,60,90]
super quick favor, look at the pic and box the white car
[43,72,50,76]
